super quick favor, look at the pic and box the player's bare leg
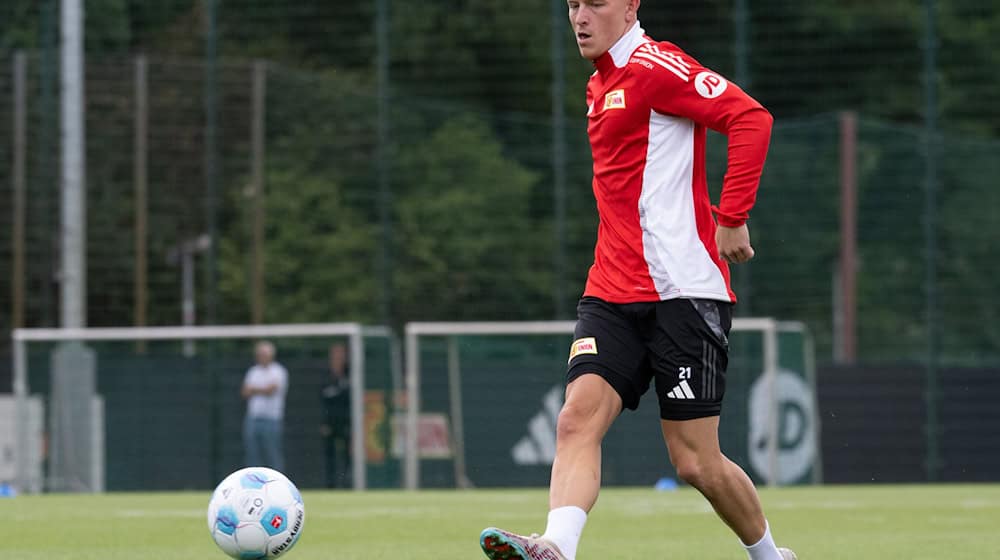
[662,416,796,560]
[548,373,621,512]
[481,374,621,560]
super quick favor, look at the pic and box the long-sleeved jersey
[582,22,773,304]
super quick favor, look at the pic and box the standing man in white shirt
[241,340,289,471]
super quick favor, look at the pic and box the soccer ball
[207,467,306,559]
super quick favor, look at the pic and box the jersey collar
[594,21,646,75]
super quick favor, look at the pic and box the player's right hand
[716,224,755,264]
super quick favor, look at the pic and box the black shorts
[566,296,732,421]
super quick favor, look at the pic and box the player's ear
[626,0,640,22]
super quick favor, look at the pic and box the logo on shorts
[603,89,626,110]
[667,366,697,399]
[568,337,598,363]
[665,380,696,400]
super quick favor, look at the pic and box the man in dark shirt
[320,342,351,488]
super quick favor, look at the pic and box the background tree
[393,113,550,322]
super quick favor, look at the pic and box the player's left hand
[716,224,755,264]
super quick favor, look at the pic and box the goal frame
[402,318,818,490]
[12,323,393,493]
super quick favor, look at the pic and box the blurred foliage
[0,1,997,365]
[392,112,548,321]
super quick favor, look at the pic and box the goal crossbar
[13,323,391,341]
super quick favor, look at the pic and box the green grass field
[5,484,999,559]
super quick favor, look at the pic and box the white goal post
[12,323,394,493]
[403,318,819,490]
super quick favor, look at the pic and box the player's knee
[556,402,601,444]
[672,455,723,491]
[672,456,701,487]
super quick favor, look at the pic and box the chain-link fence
[1,1,998,379]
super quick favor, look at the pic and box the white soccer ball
[207,467,306,559]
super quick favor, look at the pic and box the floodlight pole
[60,0,86,329]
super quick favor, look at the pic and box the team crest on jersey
[568,337,598,363]
[603,89,626,111]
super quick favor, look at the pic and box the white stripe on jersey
[632,52,690,82]
[637,44,692,75]
[640,43,692,68]
[638,110,730,301]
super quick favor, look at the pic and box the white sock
[541,506,587,560]
[742,521,782,560]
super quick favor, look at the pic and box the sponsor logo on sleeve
[694,71,728,99]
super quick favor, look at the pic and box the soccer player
[479,1,796,560]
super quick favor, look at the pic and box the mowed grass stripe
[4,485,999,559]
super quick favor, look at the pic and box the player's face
[568,0,639,60]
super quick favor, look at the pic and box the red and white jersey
[583,22,773,304]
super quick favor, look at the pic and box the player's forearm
[715,107,773,227]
